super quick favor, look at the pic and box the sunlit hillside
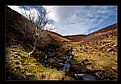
[5,6,118,80]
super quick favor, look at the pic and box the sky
[8,5,117,36]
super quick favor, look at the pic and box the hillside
[72,23,117,45]
[70,23,118,80]
[88,23,117,36]
[5,6,118,80]
[64,34,87,42]
[5,6,74,80]
[46,30,71,42]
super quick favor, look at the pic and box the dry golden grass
[70,31,118,80]
[5,44,67,80]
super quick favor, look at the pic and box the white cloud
[56,22,90,35]
[51,6,117,35]
[8,5,57,31]
[22,8,40,23]
[8,5,117,36]
[8,5,24,14]
[8,5,40,23]
[42,6,59,22]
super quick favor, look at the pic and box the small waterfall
[39,48,97,80]
[56,49,73,71]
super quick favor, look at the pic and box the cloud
[46,6,117,35]
[42,6,58,22]
[55,22,90,35]
[8,5,25,14]
[8,5,117,36]
[8,5,40,23]
[8,6,53,28]
[22,8,40,23]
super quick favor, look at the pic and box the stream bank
[32,45,97,80]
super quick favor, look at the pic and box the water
[62,63,70,71]
[41,49,73,71]
[57,51,73,71]
[74,73,96,80]
[40,49,96,80]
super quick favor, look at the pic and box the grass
[6,32,117,80]
[69,33,118,80]
[6,6,118,80]
[6,44,70,80]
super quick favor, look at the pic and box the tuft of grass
[6,44,67,80]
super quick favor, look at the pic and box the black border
[4,0,119,5]
[0,5,5,83]
[1,0,120,83]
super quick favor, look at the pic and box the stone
[113,44,117,47]
[26,73,32,76]
[16,65,22,68]
[14,52,18,54]
[107,48,115,52]
[15,61,22,65]
[111,66,116,70]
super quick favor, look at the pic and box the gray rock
[15,61,22,65]
[113,44,117,47]
[26,73,32,76]
[16,65,22,68]
[107,48,115,52]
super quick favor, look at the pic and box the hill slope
[72,23,117,45]
[5,6,118,80]
[70,23,118,80]
[46,30,71,42]
[64,34,87,42]
[5,6,74,80]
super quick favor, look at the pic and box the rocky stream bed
[32,46,97,80]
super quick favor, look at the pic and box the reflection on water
[74,73,96,80]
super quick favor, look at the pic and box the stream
[39,48,97,80]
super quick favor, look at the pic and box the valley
[5,6,118,80]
